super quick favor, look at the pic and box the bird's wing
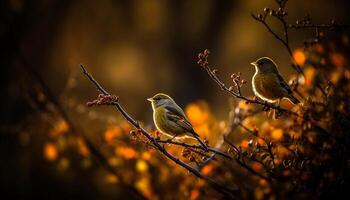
[164,105,197,135]
[277,73,293,94]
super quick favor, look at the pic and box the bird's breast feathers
[153,106,189,137]
[253,73,288,102]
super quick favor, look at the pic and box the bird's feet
[166,134,179,143]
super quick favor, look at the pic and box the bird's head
[147,93,174,109]
[251,57,278,73]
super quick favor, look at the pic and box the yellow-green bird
[251,57,300,104]
[147,93,207,149]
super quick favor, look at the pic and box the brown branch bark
[197,49,299,116]
[223,136,271,182]
[156,139,233,160]
[80,65,239,199]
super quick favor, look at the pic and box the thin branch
[223,136,271,182]
[289,22,349,30]
[237,122,258,136]
[156,139,233,160]
[251,12,303,75]
[80,65,239,199]
[236,122,276,169]
[200,152,218,167]
[197,49,299,116]
[251,0,348,76]
[18,57,147,200]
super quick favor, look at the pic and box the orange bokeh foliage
[271,129,283,141]
[303,67,316,86]
[259,179,268,186]
[313,44,325,54]
[76,137,90,157]
[44,142,58,161]
[252,162,263,171]
[293,49,306,66]
[257,138,265,146]
[141,152,152,160]
[185,101,223,146]
[186,102,209,126]
[104,126,122,144]
[115,146,137,159]
[190,189,200,200]
[260,121,275,136]
[105,173,118,184]
[201,164,213,175]
[108,157,119,167]
[48,120,69,137]
[274,145,291,159]
[135,177,154,199]
[330,52,346,68]
[240,139,249,149]
[120,121,132,132]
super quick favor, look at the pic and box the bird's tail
[288,95,300,104]
[192,132,208,150]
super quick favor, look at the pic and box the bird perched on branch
[251,57,300,105]
[148,93,207,149]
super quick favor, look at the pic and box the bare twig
[198,153,218,169]
[236,122,276,169]
[251,5,303,75]
[18,57,147,200]
[223,136,271,182]
[197,49,299,116]
[80,65,239,199]
[251,0,348,75]
[156,139,233,160]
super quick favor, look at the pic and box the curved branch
[156,139,233,160]
[18,57,147,200]
[80,65,239,199]
[197,50,299,116]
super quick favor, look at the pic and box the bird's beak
[147,97,153,102]
[250,62,257,66]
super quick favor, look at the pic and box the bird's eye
[153,97,161,101]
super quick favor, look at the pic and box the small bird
[251,57,300,105]
[147,93,207,149]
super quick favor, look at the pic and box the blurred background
[1,0,350,199]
